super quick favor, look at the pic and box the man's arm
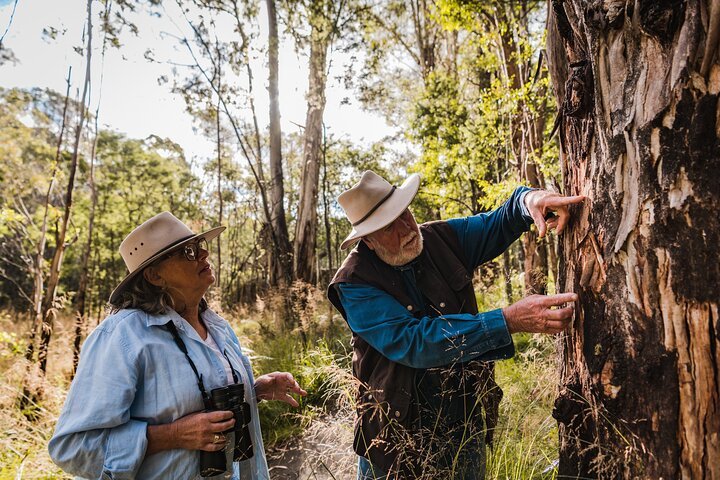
[336,282,515,369]
[446,186,535,270]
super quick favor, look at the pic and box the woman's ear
[143,266,164,287]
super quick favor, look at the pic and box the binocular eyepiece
[200,383,254,477]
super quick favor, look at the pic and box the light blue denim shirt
[49,308,269,480]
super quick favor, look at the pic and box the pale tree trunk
[36,0,93,377]
[321,125,333,282]
[294,2,333,283]
[266,0,292,288]
[72,102,98,377]
[410,0,437,79]
[547,0,720,477]
[25,67,71,364]
[216,93,223,293]
[72,0,111,377]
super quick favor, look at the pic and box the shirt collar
[144,307,227,348]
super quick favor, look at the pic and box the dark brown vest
[328,221,502,477]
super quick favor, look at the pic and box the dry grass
[0,312,73,480]
[0,288,562,480]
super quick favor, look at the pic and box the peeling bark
[294,1,334,284]
[547,0,720,478]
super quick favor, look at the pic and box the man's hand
[524,190,586,237]
[502,293,577,334]
[255,372,307,407]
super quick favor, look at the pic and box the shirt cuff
[518,189,535,223]
[103,419,148,479]
[475,308,515,361]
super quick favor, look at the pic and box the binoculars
[200,383,254,477]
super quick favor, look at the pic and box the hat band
[351,186,396,227]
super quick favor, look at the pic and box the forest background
[2,0,717,478]
[1,0,560,477]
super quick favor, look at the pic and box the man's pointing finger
[547,195,587,207]
[543,293,578,306]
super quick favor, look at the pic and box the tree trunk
[37,0,93,377]
[547,1,720,477]
[72,104,98,378]
[216,94,223,293]
[521,160,549,295]
[25,67,72,364]
[321,125,333,282]
[266,0,292,288]
[294,4,332,283]
[494,3,551,295]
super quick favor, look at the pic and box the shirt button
[407,305,413,311]
[394,410,401,418]
[439,302,446,308]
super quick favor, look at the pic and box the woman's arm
[48,325,148,479]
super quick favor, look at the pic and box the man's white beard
[373,229,424,266]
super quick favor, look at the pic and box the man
[327,171,585,479]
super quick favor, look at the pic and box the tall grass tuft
[0,312,71,479]
[487,333,560,479]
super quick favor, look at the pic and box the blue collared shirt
[336,187,534,369]
[49,308,269,480]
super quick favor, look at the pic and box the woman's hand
[255,372,308,407]
[146,410,235,456]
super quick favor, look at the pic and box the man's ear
[143,266,164,287]
[362,236,376,251]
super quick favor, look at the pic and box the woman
[49,212,306,479]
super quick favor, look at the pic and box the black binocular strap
[222,350,240,384]
[165,321,212,408]
[164,321,241,407]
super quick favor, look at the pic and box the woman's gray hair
[109,269,208,315]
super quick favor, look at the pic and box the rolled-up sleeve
[337,283,514,369]
[48,327,148,479]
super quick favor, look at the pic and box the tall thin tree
[266,0,292,288]
[25,67,72,365]
[36,0,93,376]
[72,0,112,377]
[293,0,344,283]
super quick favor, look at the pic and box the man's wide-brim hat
[109,212,225,304]
[338,170,421,250]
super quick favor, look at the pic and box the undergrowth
[0,274,562,479]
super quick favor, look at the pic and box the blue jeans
[357,456,389,480]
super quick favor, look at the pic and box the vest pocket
[357,387,413,428]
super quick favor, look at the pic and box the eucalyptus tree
[546,1,719,477]
[266,0,292,289]
[282,0,356,284]
[33,0,94,381]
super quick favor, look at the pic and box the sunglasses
[166,238,208,262]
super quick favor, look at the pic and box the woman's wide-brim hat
[338,170,421,250]
[109,212,225,304]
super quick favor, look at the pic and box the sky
[0,0,395,162]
